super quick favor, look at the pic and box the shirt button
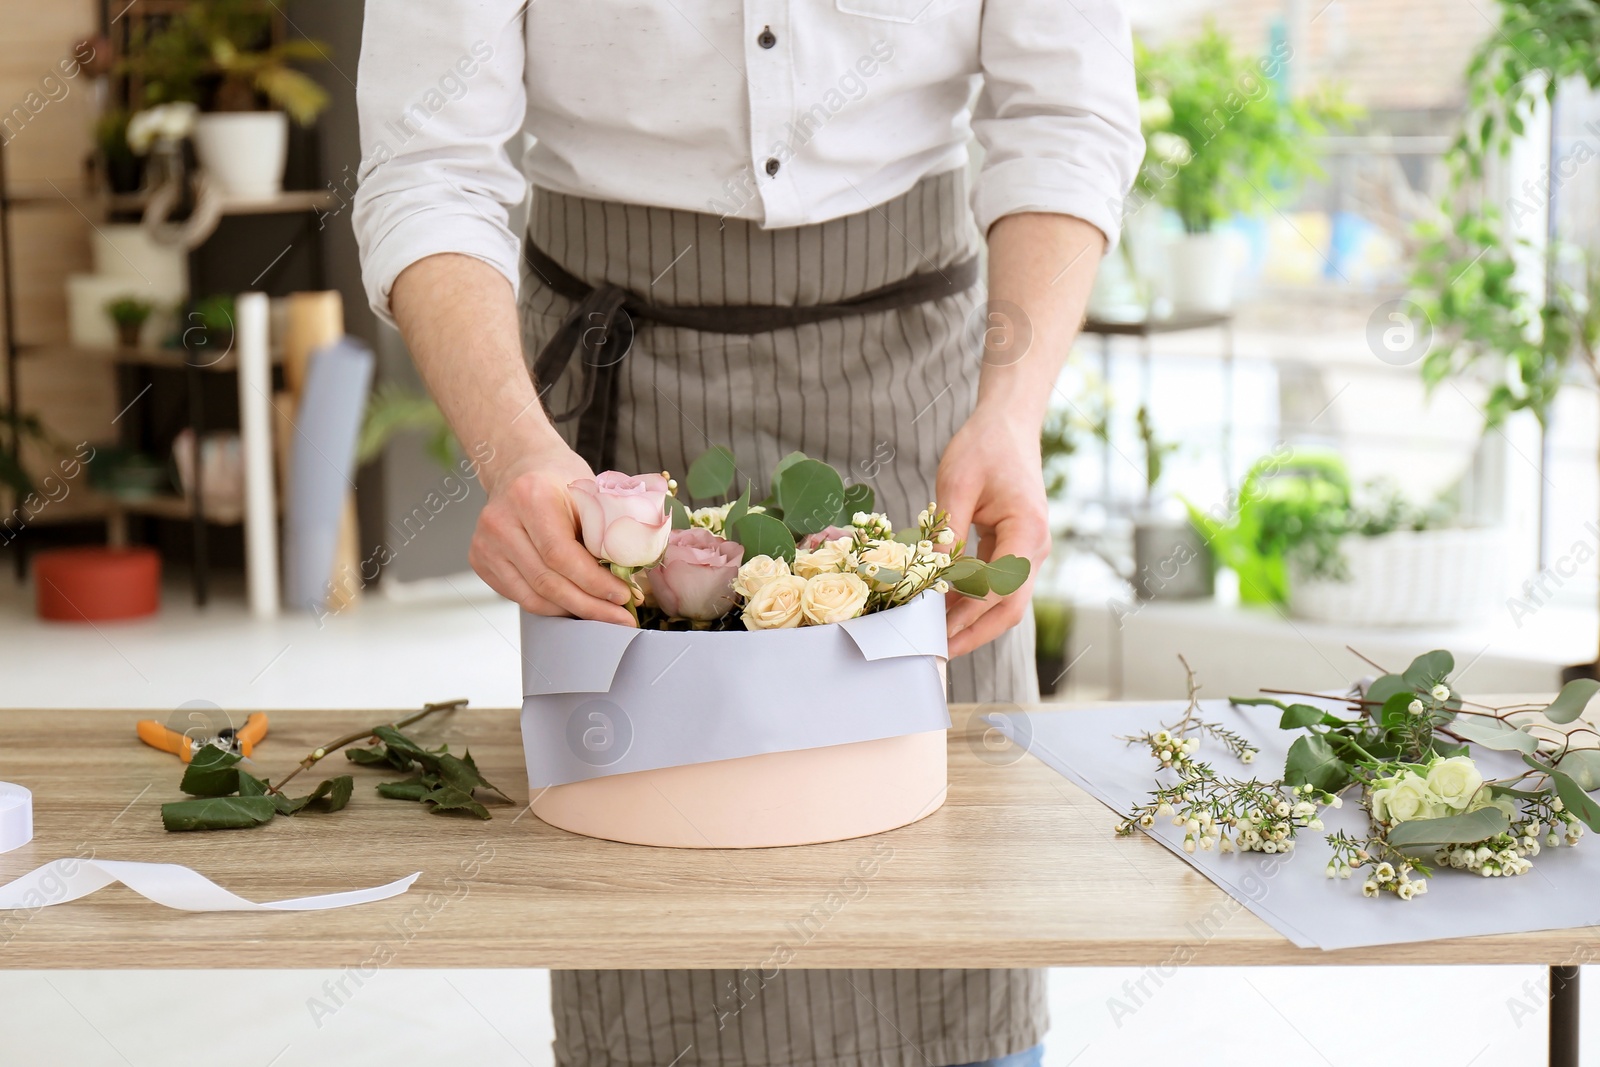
[765,157,781,177]
[758,26,776,48]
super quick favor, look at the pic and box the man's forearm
[977,213,1106,428]
[390,253,564,491]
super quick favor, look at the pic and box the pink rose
[568,471,672,568]
[651,528,743,621]
[799,525,854,550]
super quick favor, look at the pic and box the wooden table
[0,705,1589,1063]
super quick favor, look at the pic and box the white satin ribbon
[0,782,32,855]
[0,857,420,912]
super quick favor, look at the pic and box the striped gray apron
[521,168,1044,1067]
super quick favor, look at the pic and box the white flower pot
[193,111,289,200]
[1289,528,1507,628]
[1166,231,1235,314]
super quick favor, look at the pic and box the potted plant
[1134,25,1347,313]
[106,297,155,350]
[182,294,235,361]
[94,109,143,195]
[1130,404,1212,601]
[122,0,330,199]
[1409,0,1600,668]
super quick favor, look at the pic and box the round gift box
[531,727,948,848]
[34,546,161,622]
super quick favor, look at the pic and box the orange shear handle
[136,720,195,762]
[236,712,269,757]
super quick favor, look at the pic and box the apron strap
[525,239,979,471]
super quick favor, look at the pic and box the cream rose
[1425,756,1484,812]
[733,555,791,599]
[857,539,912,590]
[792,537,855,578]
[800,572,870,625]
[741,574,807,630]
[1371,773,1444,825]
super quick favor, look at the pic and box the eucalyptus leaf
[1401,649,1454,689]
[769,451,809,496]
[687,445,737,500]
[1551,770,1600,833]
[179,744,244,797]
[842,483,874,517]
[985,555,1030,596]
[775,459,846,535]
[723,482,752,533]
[1450,715,1540,754]
[1364,674,1410,708]
[1540,678,1600,725]
[1387,806,1510,848]
[728,511,796,563]
[1556,749,1600,791]
[1283,734,1350,792]
[950,568,990,598]
[666,495,692,530]
[161,796,278,832]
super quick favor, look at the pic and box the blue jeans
[953,1047,1045,1067]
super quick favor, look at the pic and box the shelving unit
[0,0,330,605]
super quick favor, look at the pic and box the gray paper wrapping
[283,337,374,613]
[990,700,1600,951]
[521,592,949,786]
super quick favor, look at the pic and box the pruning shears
[136,712,270,762]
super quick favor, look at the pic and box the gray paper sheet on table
[283,336,374,613]
[521,591,949,786]
[988,700,1600,951]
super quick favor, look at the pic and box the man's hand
[936,405,1051,659]
[389,253,634,625]
[470,439,636,626]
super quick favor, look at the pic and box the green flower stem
[269,698,467,796]
[609,563,641,624]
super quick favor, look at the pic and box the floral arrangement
[566,447,1030,630]
[1117,651,1600,902]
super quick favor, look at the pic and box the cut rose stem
[266,698,469,796]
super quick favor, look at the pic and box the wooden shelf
[102,491,245,526]
[1,184,336,218]
[16,341,283,372]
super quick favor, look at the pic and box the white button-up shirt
[352,0,1143,322]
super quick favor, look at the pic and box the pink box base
[530,729,949,848]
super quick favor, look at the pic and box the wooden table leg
[1550,964,1580,1067]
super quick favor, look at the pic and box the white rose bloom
[799,572,870,625]
[1425,756,1484,811]
[857,539,912,591]
[1378,774,1445,824]
[741,575,807,629]
[688,504,731,533]
[792,537,855,578]
[733,555,791,599]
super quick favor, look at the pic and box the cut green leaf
[1279,703,1332,730]
[1551,770,1600,833]
[723,482,752,533]
[728,511,796,563]
[1387,806,1510,848]
[422,785,492,820]
[1541,679,1600,725]
[666,495,692,530]
[1401,650,1454,689]
[985,555,1031,596]
[179,744,244,797]
[161,796,278,832]
[1450,715,1540,754]
[842,483,874,517]
[775,458,846,535]
[686,445,736,500]
[1556,749,1600,790]
[1283,734,1350,792]
[377,776,433,802]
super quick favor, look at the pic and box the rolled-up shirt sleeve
[352,1,529,326]
[970,0,1144,248]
